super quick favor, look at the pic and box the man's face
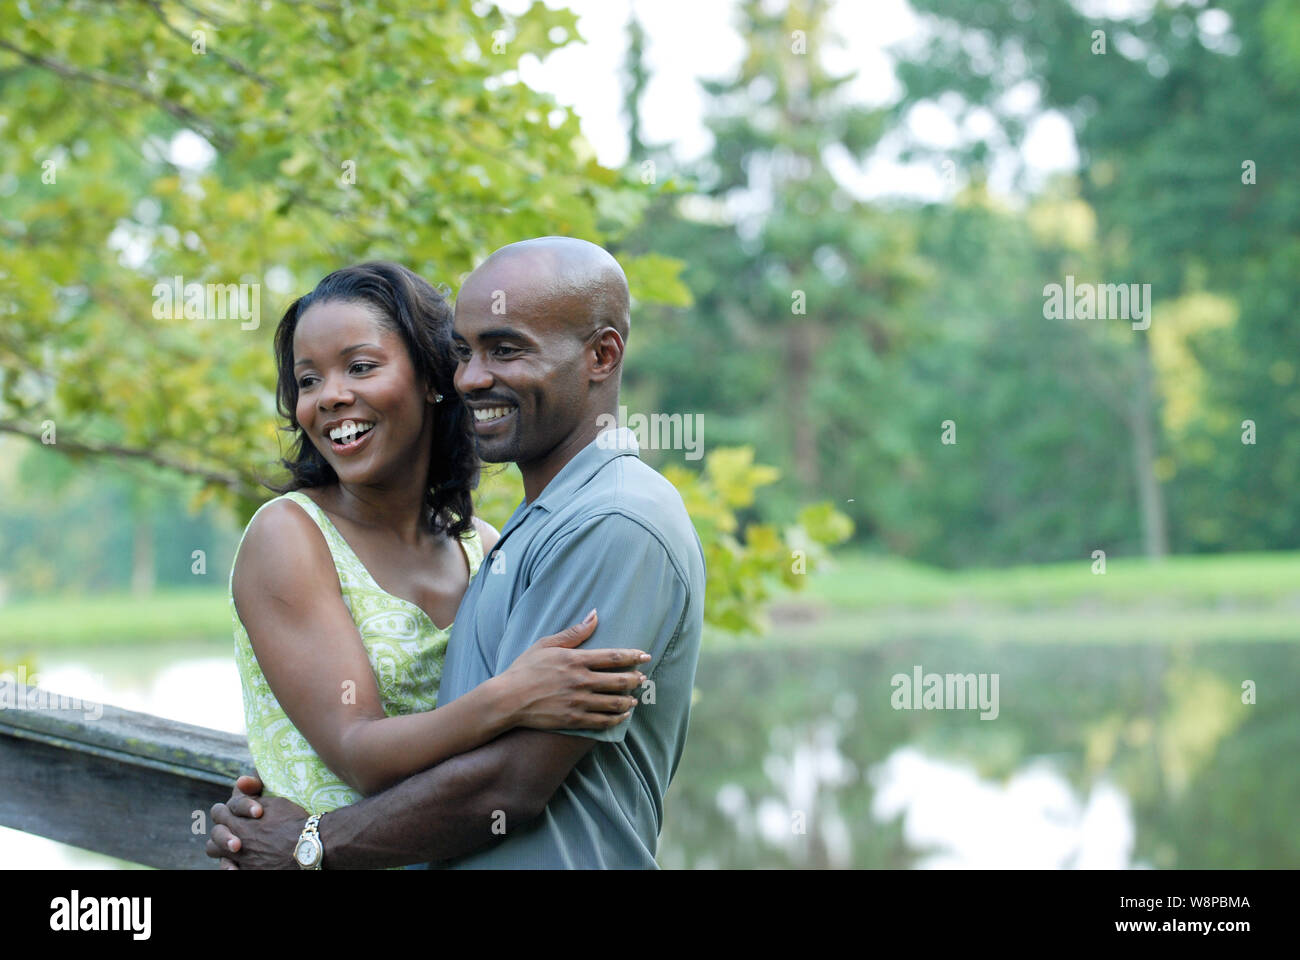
[451,271,591,465]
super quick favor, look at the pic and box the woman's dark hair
[270,261,478,540]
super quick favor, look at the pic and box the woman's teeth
[329,420,374,443]
[473,406,512,422]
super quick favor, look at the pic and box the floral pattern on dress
[231,491,482,814]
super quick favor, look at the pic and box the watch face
[295,839,318,867]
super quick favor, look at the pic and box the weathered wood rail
[0,683,251,868]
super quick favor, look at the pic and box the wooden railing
[0,683,250,868]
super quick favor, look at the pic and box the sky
[164,0,1231,203]
[498,0,1082,202]
[160,0,1088,202]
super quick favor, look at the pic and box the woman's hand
[499,610,651,731]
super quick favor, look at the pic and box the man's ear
[589,327,624,382]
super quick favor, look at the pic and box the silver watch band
[296,812,325,869]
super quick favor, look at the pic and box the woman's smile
[323,418,378,456]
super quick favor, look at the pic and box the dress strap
[276,491,363,577]
[460,523,485,578]
[230,491,348,590]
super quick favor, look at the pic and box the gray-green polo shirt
[431,427,706,868]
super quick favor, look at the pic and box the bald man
[210,238,706,869]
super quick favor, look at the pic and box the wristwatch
[294,813,325,870]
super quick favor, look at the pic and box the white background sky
[497,0,1083,201]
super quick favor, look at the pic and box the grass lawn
[0,587,230,650]
[704,605,1300,651]
[3,549,1299,651]
[799,549,1300,612]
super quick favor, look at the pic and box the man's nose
[455,352,492,394]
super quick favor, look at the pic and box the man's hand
[205,774,308,870]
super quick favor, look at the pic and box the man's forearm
[317,740,527,869]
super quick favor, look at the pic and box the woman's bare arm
[233,500,644,797]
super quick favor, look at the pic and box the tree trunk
[786,323,820,491]
[1130,337,1169,558]
[131,511,155,596]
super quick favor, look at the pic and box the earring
[434,393,444,403]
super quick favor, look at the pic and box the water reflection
[711,715,858,869]
[4,636,1298,868]
[870,747,1140,868]
[656,638,1300,869]
[14,645,244,734]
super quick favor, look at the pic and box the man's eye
[492,345,519,358]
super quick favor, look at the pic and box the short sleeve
[493,512,689,742]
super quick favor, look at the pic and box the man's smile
[468,403,516,432]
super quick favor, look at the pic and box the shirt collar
[528,426,641,515]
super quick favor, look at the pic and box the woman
[230,261,647,823]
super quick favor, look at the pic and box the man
[206,237,706,868]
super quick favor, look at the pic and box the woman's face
[292,299,437,487]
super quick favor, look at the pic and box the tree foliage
[893,0,1300,556]
[0,0,848,634]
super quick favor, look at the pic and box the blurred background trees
[890,0,1300,560]
[2,0,1298,598]
[0,0,848,633]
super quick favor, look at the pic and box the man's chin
[474,436,518,464]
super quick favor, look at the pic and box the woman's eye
[350,362,376,374]
[297,376,316,389]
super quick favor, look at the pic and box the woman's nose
[318,370,355,408]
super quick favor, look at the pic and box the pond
[2,634,1296,868]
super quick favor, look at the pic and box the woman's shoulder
[470,515,501,554]
[233,493,335,589]
[450,516,497,578]
[242,492,327,545]
[239,489,304,523]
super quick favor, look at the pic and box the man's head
[452,237,629,466]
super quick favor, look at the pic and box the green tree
[619,0,921,549]
[700,0,924,497]
[0,0,846,629]
[881,184,1146,565]
[0,0,659,506]
[893,0,1300,556]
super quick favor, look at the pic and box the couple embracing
[207,237,705,869]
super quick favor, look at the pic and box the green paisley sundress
[231,490,483,814]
